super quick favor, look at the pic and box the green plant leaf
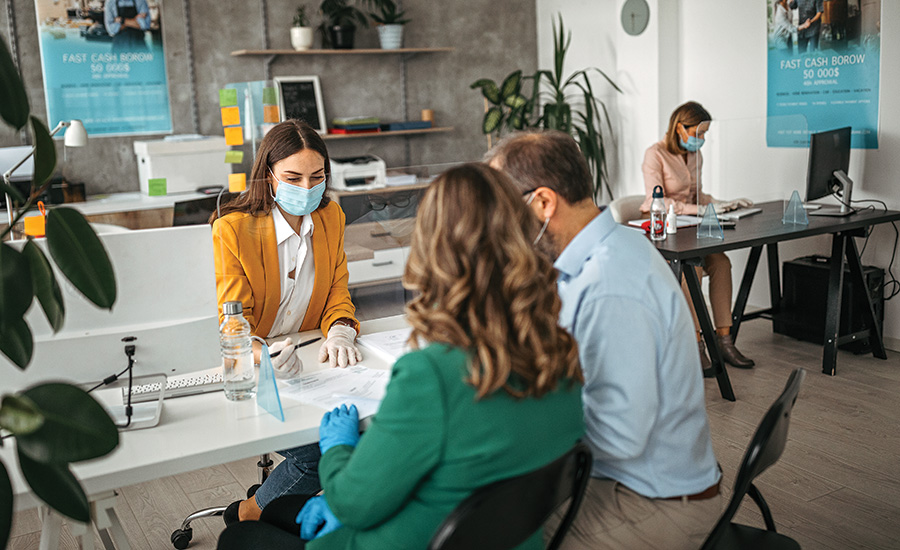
[0,394,44,435]
[16,383,119,464]
[17,450,90,523]
[29,116,57,190]
[0,182,25,205]
[470,79,500,105]
[0,38,29,130]
[22,240,65,332]
[0,460,12,550]
[0,243,35,368]
[499,70,522,100]
[504,94,527,109]
[482,107,503,135]
[46,208,116,310]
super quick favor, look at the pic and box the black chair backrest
[705,368,805,546]
[427,441,592,550]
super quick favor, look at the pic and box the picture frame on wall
[273,75,327,134]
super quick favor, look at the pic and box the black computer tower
[774,255,884,353]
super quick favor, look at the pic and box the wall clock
[621,0,650,36]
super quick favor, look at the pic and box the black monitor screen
[173,193,239,226]
[806,127,851,202]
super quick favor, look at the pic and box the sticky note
[263,105,280,123]
[228,173,247,192]
[24,215,46,237]
[221,106,241,127]
[225,150,244,164]
[148,178,167,196]
[224,126,244,146]
[219,88,238,107]
[262,87,277,105]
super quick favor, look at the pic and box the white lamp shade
[63,120,88,147]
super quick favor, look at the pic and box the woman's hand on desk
[318,324,362,368]
[269,337,304,376]
[319,403,361,454]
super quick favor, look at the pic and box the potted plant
[371,0,410,50]
[291,5,315,51]
[471,15,621,202]
[318,0,369,49]
[0,37,119,548]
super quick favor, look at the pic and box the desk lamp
[3,119,88,227]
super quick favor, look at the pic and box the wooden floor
[8,318,900,549]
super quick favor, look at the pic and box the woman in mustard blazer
[211,119,361,521]
[217,164,585,550]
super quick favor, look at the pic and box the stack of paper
[278,365,390,418]
[357,327,413,363]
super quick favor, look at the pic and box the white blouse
[270,207,316,336]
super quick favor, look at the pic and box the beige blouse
[640,140,714,215]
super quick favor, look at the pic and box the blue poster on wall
[34,0,172,137]
[766,0,880,148]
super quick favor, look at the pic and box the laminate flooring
[8,318,900,549]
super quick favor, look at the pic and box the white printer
[330,155,386,190]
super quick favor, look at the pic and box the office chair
[170,453,273,549]
[700,368,806,550]
[607,194,645,224]
[427,441,592,550]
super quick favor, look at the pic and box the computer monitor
[173,193,238,226]
[806,127,854,217]
[0,225,221,428]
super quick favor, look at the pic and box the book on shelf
[332,116,380,126]
[329,127,382,135]
[380,120,433,131]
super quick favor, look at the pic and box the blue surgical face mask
[679,135,705,152]
[269,167,326,216]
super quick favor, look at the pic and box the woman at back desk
[641,101,756,371]
[211,119,362,522]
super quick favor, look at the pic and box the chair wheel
[171,528,192,549]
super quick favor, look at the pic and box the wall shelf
[323,127,453,141]
[232,47,454,57]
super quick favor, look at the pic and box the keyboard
[720,207,762,221]
[122,369,224,404]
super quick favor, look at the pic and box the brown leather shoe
[717,333,755,368]
[698,338,713,378]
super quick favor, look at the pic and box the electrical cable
[847,195,899,301]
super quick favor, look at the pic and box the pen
[269,337,321,358]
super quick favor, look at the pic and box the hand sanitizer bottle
[666,204,677,234]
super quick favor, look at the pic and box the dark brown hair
[403,163,583,399]
[484,129,593,205]
[210,119,331,221]
[665,101,712,156]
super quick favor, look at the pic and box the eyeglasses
[369,193,413,211]
[521,187,540,197]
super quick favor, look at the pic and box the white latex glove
[318,324,362,368]
[733,197,754,209]
[268,337,303,377]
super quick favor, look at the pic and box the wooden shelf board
[232,47,453,56]
[322,127,453,140]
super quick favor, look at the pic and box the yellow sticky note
[225,150,244,164]
[24,215,46,237]
[229,173,247,192]
[224,126,244,146]
[221,106,241,127]
[263,105,280,123]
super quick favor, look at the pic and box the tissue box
[133,136,230,195]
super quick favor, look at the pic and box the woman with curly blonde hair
[218,163,585,550]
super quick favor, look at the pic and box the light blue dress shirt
[555,208,720,498]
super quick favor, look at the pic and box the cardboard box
[133,136,231,195]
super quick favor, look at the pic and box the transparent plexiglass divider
[340,162,462,321]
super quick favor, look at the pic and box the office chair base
[171,506,226,549]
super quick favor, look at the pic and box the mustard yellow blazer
[212,201,358,338]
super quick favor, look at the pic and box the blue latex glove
[319,403,360,454]
[296,495,342,541]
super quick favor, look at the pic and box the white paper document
[357,327,413,363]
[278,365,390,417]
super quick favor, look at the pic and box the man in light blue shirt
[488,130,722,550]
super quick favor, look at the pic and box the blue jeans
[253,443,321,510]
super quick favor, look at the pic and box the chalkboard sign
[273,76,327,134]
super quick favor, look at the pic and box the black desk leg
[767,243,781,314]
[684,263,736,401]
[668,258,683,282]
[845,237,887,360]
[731,245,763,342]
[823,234,847,375]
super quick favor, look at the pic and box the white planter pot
[291,27,315,51]
[377,24,404,50]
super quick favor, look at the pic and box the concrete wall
[0,0,537,194]
[538,0,900,349]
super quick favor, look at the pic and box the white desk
[2,315,407,548]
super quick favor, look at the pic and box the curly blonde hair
[403,163,582,399]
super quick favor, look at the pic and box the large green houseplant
[0,37,119,547]
[472,15,622,201]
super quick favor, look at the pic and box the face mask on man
[269,167,326,216]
